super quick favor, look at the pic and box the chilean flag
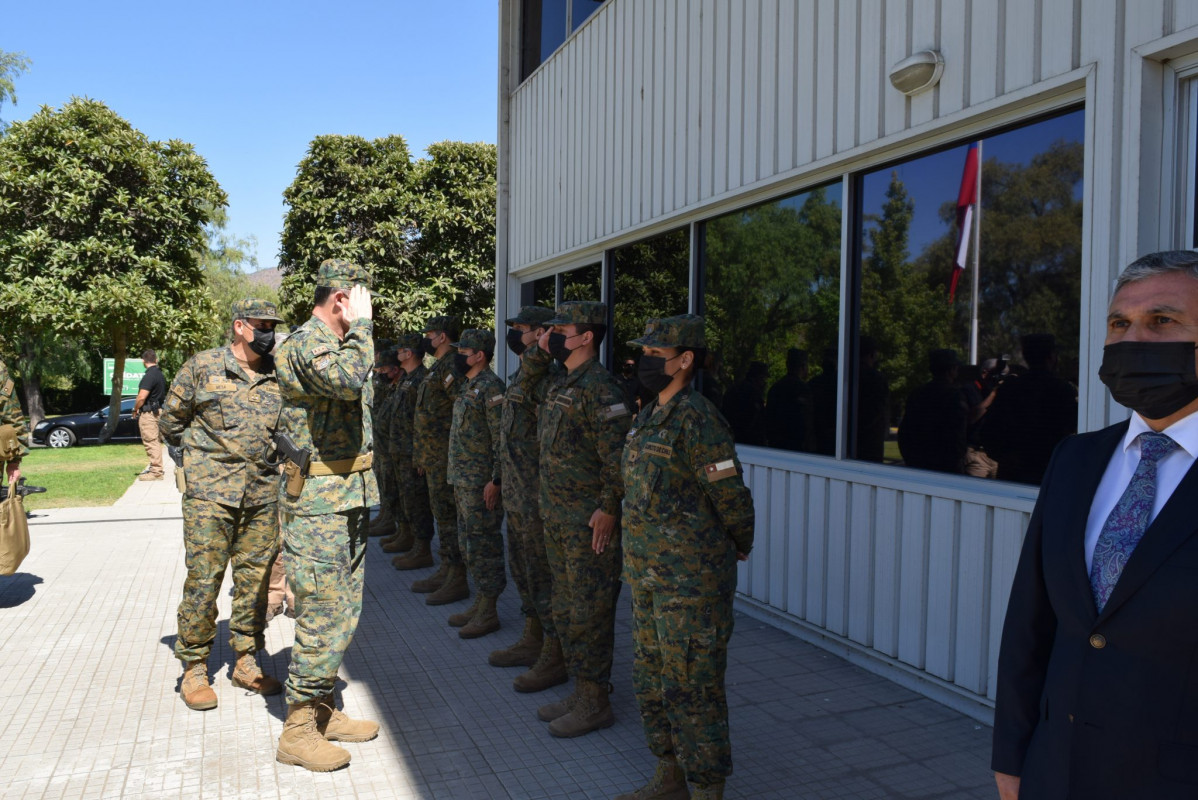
[949,143,979,302]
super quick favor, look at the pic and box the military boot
[382,523,414,553]
[180,660,217,710]
[396,539,435,572]
[367,510,394,537]
[448,594,482,627]
[409,558,446,591]
[276,701,351,771]
[613,758,689,800]
[489,616,543,668]
[687,783,724,799]
[536,678,579,722]
[231,651,282,696]
[548,679,614,738]
[315,695,379,742]
[459,595,500,639]
[425,564,469,605]
[515,635,568,693]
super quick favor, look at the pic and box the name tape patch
[554,393,574,407]
[644,442,673,458]
[508,389,525,403]
[603,402,629,420]
[704,459,738,482]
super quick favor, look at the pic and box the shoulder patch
[487,393,505,408]
[310,345,332,359]
[0,379,11,398]
[704,459,739,482]
[167,394,183,411]
[443,373,455,388]
[313,355,332,372]
[602,402,629,420]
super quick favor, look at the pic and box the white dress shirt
[1083,410,1198,572]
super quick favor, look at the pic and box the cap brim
[543,316,570,326]
[627,337,651,348]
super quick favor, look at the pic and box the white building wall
[496,0,1198,719]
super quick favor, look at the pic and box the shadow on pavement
[0,573,43,608]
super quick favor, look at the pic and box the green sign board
[102,358,146,395]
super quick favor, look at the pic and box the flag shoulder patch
[704,459,738,482]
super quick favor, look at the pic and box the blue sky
[4,1,499,269]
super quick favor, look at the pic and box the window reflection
[701,184,843,450]
[520,0,609,80]
[521,275,556,307]
[856,109,1083,483]
[560,262,602,302]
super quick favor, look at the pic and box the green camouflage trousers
[631,586,735,786]
[392,452,435,541]
[423,456,462,565]
[175,497,279,663]
[453,484,506,598]
[375,448,398,528]
[283,508,368,705]
[503,498,555,636]
[543,519,622,682]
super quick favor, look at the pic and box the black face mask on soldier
[638,353,683,396]
[247,325,275,357]
[454,352,472,373]
[506,329,527,356]
[1098,340,1198,420]
[422,335,438,356]
[547,332,575,365]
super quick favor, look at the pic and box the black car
[32,397,142,448]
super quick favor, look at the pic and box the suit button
[1089,634,1107,649]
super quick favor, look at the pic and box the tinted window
[560,262,602,302]
[610,227,690,369]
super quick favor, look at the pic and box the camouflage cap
[628,314,706,349]
[505,305,557,327]
[545,300,607,326]
[231,298,285,322]
[423,314,462,339]
[374,348,400,368]
[393,332,424,352]
[450,328,496,352]
[317,258,373,291]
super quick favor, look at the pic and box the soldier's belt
[307,452,374,476]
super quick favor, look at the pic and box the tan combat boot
[448,594,482,627]
[231,651,282,696]
[315,695,379,742]
[397,540,436,573]
[489,616,542,668]
[180,660,217,710]
[381,523,414,553]
[367,511,394,537]
[425,564,469,605]
[459,595,500,639]
[515,635,568,693]
[614,758,689,800]
[548,679,614,738]
[276,701,351,771]
[536,678,579,722]
[687,782,724,799]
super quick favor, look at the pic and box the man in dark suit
[993,250,1198,799]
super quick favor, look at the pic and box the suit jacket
[992,419,1198,799]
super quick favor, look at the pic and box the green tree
[0,50,31,131]
[611,228,690,366]
[0,98,226,438]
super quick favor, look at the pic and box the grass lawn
[16,444,147,510]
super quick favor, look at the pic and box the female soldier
[614,314,755,800]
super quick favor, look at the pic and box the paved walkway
[0,466,996,799]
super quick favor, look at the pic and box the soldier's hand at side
[483,481,501,510]
[995,773,1020,800]
[737,552,749,562]
[589,509,616,554]
[416,467,425,477]
[538,329,552,353]
[5,461,19,485]
[344,285,373,322]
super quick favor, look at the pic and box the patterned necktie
[1089,431,1180,612]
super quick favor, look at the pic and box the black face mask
[547,332,574,365]
[454,352,472,373]
[422,336,438,356]
[248,327,275,357]
[638,354,682,396]
[1098,340,1198,419]
[506,329,527,356]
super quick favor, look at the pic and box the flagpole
[969,140,982,364]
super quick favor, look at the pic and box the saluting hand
[537,329,552,353]
[343,285,373,322]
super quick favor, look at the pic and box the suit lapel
[1063,422,1128,619]
[1098,452,1198,622]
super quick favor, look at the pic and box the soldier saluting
[272,260,380,772]
[160,299,287,711]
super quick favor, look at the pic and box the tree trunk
[17,339,46,431]
[99,328,126,444]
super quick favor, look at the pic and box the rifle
[264,431,311,498]
[0,478,47,501]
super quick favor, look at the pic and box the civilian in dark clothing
[616,357,641,409]
[979,333,1077,484]
[723,361,768,445]
[766,349,813,451]
[132,348,167,480]
[808,348,839,456]
[898,348,968,474]
[854,336,889,462]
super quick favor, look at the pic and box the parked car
[32,397,142,448]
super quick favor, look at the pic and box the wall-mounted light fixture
[888,49,944,96]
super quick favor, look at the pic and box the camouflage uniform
[159,301,286,664]
[621,315,755,791]
[0,358,29,466]
[371,348,401,531]
[499,307,559,633]
[530,302,632,684]
[413,315,464,566]
[387,334,434,544]
[275,262,379,706]
[448,330,507,598]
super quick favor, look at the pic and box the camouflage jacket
[0,359,29,460]
[448,368,505,487]
[530,354,632,525]
[159,346,282,507]
[275,316,379,516]
[373,378,400,452]
[621,387,755,596]
[413,352,462,471]
[387,363,428,462]
[499,347,559,506]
